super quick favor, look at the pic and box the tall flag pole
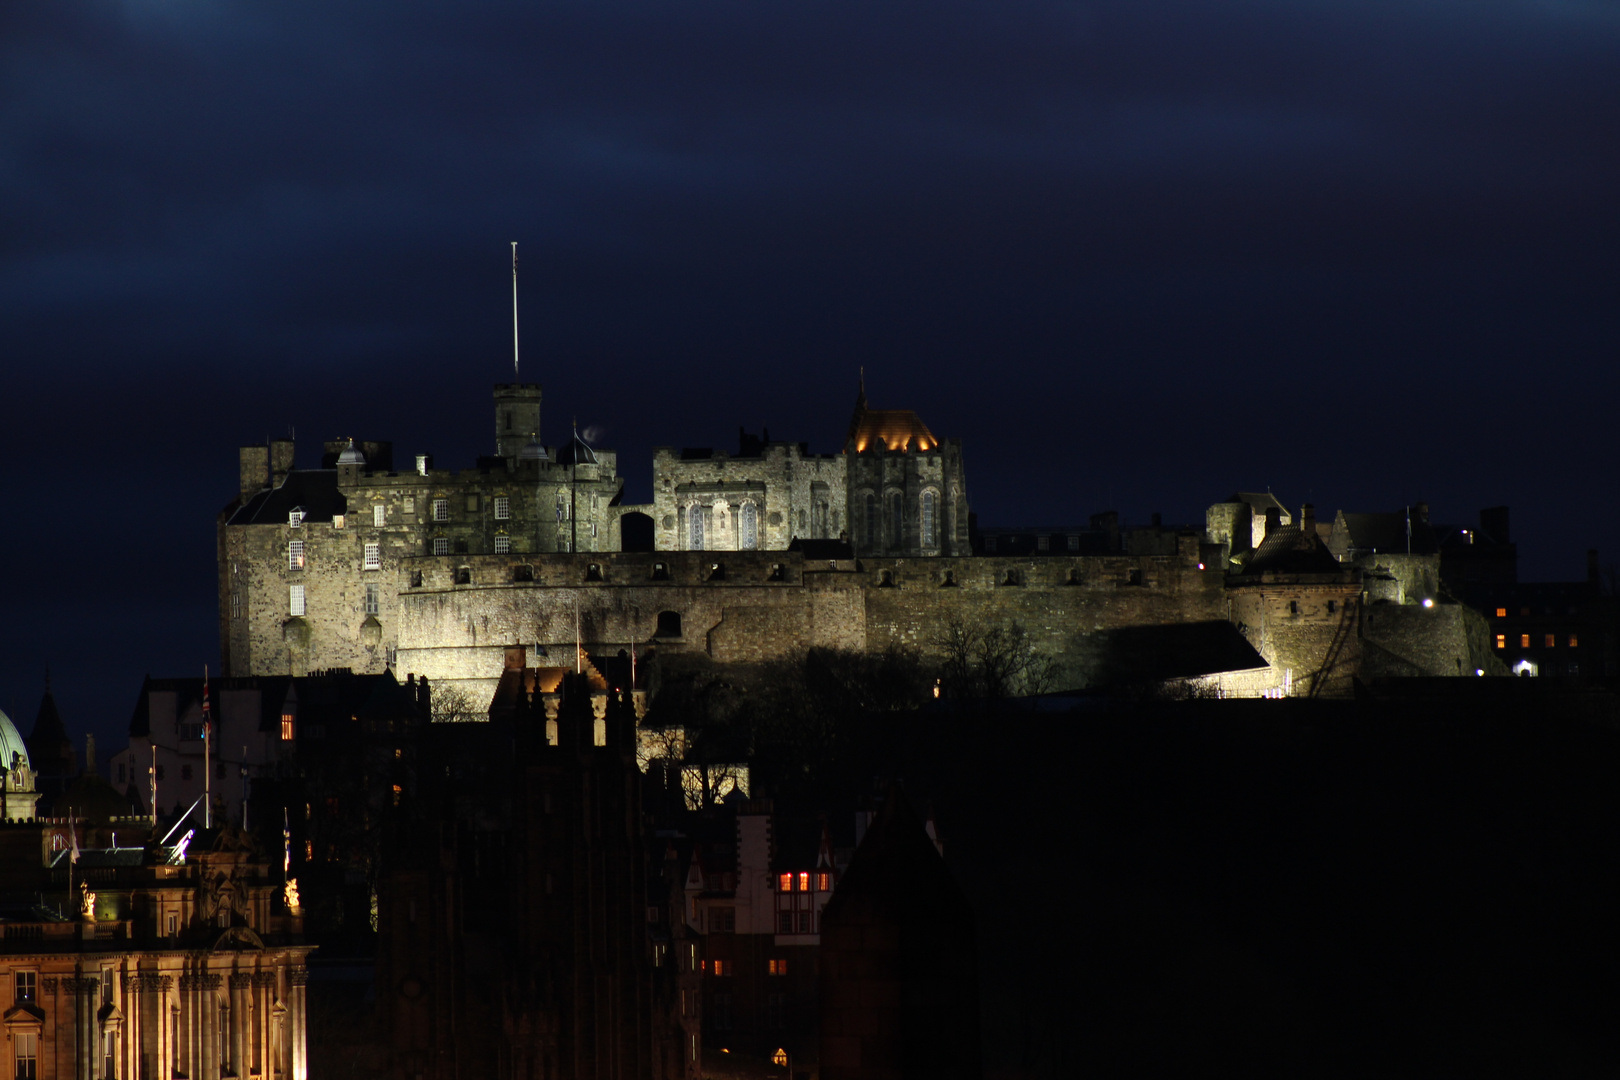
[511,242,520,380]
[283,807,291,878]
[203,665,213,828]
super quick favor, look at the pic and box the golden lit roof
[847,409,939,453]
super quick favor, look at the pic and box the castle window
[1289,600,1299,615]
[288,540,305,571]
[586,563,603,582]
[1037,535,1050,552]
[281,712,295,740]
[921,490,937,547]
[816,872,830,891]
[513,564,534,582]
[373,504,386,527]
[432,538,449,556]
[652,562,670,581]
[864,493,876,548]
[494,535,511,554]
[740,502,758,550]
[1496,607,1507,618]
[879,569,894,587]
[688,505,704,550]
[410,570,424,587]
[364,542,381,570]
[289,509,304,527]
[290,584,306,616]
[1570,634,1579,648]
[1496,634,1506,649]
[768,958,788,976]
[656,611,683,638]
[710,907,735,933]
[798,871,810,892]
[494,495,511,520]
[455,567,472,585]
[365,583,380,615]
[432,498,450,522]
[889,493,903,548]
[1068,535,1080,552]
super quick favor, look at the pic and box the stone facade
[648,441,847,553]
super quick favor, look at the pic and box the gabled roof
[1243,523,1344,575]
[847,409,939,453]
[225,469,347,526]
[1333,510,1438,556]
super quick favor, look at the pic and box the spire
[847,369,870,450]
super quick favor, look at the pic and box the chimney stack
[1264,506,1281,539]
[1300,503,1316,539]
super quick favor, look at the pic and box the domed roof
[0,707,31,774]
[519,435,548,461]
[336,438,366,465]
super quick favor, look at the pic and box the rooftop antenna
[511,242,520,380]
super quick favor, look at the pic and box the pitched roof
[225,469,347,526]
[847,409,940,453]
[1333,511,1438,556]
[1243,523,1344,575]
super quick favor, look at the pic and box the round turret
[336,438,366,465]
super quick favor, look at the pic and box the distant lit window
[1570,634,1579,648]
[1520,634,1531,648]
[432,498,450,522]
[289,584,306,617]
[798,871,810,892]
[768,959,788,976]
[391,784,402,807]
[281,713,295,740]
[15,970,36,1003]
[494,495,511,520]
[432,538,449,556]
[494,534,511,554]
[288,540,305,571]
[816,872,830,891]
[1545,634,1557,648]
[288,509,304,528]
[332,514,345,529]
[364,542,381,570]
[373,504,386,527]
[711,959,730,977]
[364,583,380,616]
[777,872,792,892]
[1495,635,1506,649]
[1495,608,1507,618]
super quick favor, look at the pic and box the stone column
[65,976,98,1080]
[253,972,278,1077]
[289,966,309,1080]
[198,973,221,1080]
[230,973,252,1078]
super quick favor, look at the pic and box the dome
[336,438,366,465]
[0,707,30,774]
[519,435,548,462]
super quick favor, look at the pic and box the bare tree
[935,618,1059,700]
[429,683,485,723]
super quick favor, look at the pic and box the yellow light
[772,1049,789,1068]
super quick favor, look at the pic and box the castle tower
[494,383,543,458]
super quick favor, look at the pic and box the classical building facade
[0,827,310,1080]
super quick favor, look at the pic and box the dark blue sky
[2,0,1617,753]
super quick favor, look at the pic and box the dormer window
[289,509,304,527]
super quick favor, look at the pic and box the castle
[218,382,1497,707]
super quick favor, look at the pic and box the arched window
[863,493,876,547]
[889,493,903,549]
[688,505,704,550]
[656,611,683,638]
[740,502,758,550]
[921,490,937,547]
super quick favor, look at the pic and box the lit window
[15,970,36,1003]
[332,514,345,529]
[1495,608,1507,618]
[798,871,810,892]
[15,1032,36,1080]
[1520,634,1531,648]
[364,542,381,570]
[494,535,511,554]
[494,495,510,520]
[1569,634,1579,648]
[778,872,792,892]
[1495,635,1505,649]
[364,583,379,616]
[288,540,305,570]
[289,584,306,617]
[711,959,731,977]
[432,498,450,522]
[289,509,304,527]
[391,784,402,807]
[374,504,386,527]
[432,537,449,556]
[816,872,830,892]
[768,959,788,976]
[1545,634,1557,648]
[281,713,295,740]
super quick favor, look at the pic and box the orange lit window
[391,784,402,806]
[1495,608,1507,618]
[1545,634,1557,648]
[768,959,788,976]
[711,960,730,977]
[778,873,792,892]
[1569,634,1579,648]
[280,713,295,740]
[798,872,810,892]
[1495,635,1505,649]
[816,873,830,892]
[1520,634,1531,648]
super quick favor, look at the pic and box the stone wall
[651,445,848,551]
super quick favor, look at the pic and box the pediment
[211,925,266,952]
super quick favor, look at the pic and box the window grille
[365,583,380,616]
[494,495,511,520]
[432,538,449,556]
[289,584,306,617]
[494,534,511,554]
[688,506,704,550]
[921,490,936,546]
[364,542,381,570]
[288,540,305,571]
[373,504,386,527]
[432,498,449,522]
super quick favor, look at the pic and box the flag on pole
[69,817,79,865]
[202,670,212,742]
[283,808,291,876]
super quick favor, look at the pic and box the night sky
[3,1,1617,754]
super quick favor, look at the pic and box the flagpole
[203,665,212,829]
[511,242,520,380]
